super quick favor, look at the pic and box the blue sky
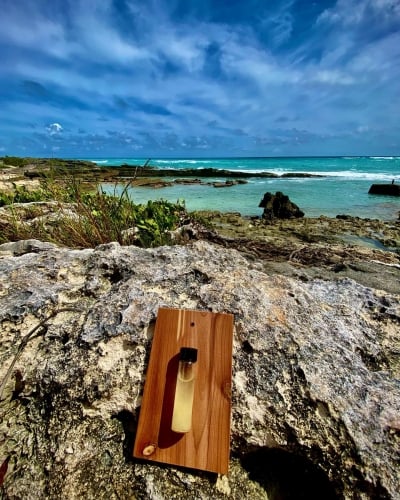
[0,0,399,157]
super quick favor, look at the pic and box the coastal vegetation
[0,176,185,248]
[0,184,53,206]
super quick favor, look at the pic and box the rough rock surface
[0,240,399,499]
[259,192,304,219]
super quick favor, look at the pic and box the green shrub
[0,178,186,248]
[0,156,30,167]
[0,184,53,207]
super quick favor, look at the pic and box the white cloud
[220,36,300,86]
[312,69,355,85]
[317,0,400,27]
[260,0,295,46]
[357,125,370,133]
[70,1,149,64]
[0,0,399,155]
[350,31,400,75]
[0,0,149,65]
[47,123,63,135]
[0,1,72,59]
[160,34,206,71]
[317,0,366,26]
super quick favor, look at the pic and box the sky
[0,0,399,158]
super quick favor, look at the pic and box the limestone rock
[259,191,304,219]
[0,240,399,499]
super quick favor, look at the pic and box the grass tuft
[0,177,186,248]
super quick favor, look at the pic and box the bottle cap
[179,347,198,363]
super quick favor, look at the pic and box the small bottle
[171,347,198,433]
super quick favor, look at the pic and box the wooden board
[133,307,234,474]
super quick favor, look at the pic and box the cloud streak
[0,0,399,156]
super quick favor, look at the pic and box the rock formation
[368,184,400,196]
[0,239,399,499]
[259,191,305,219]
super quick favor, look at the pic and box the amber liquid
[171,362,196,433]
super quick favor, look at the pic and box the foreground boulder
[0,240,399,498]
[259,191,304,219]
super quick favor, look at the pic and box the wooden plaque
[133,307,234,474]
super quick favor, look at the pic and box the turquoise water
[81,157,400,220]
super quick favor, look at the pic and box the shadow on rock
[113,410,138,463]
[240,448,339,500]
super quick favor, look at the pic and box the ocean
[82,156,400,220]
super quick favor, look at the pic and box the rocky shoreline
[113,164,324,180]
[0,157,324,193]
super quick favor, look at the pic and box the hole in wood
[142,443,157,456]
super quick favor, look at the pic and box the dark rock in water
[280,172,323,178]
[336,214,353,220]
[368,184,400,196]
[259,191,304,219]
[174,178,202,184]
[213,180,238,188]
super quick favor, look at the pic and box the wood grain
[133,308,234,474]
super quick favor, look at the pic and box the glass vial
[171,347,198,433]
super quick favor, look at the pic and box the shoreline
[1,156,399,256]
[196,210,400,255]
[182,211,400,295]
[1,155,399,209]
